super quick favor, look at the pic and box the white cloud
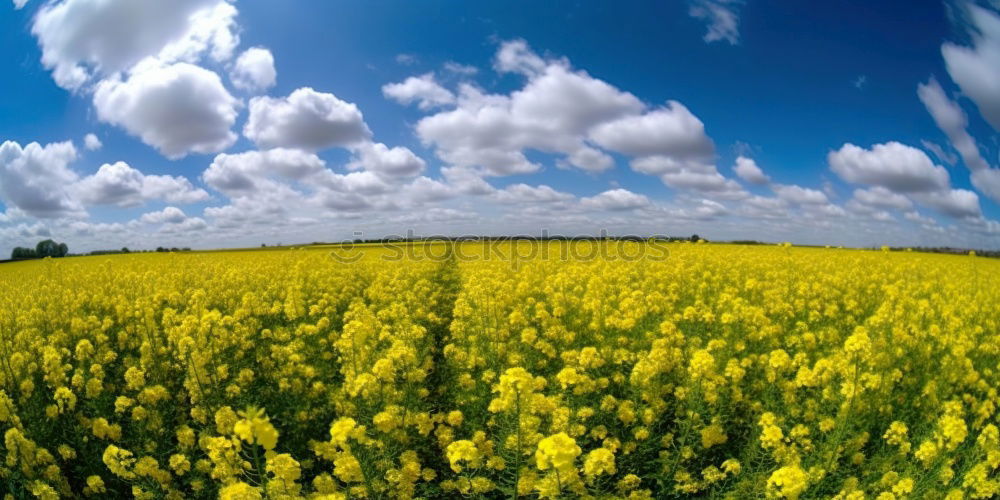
[350,142,426,178]
[918,77,1000,203]
[83,133,102,151]
[1,139,212,223]
[73,161,209,207]
[395,53,417,65]
[688,0,744,45]
[589,101,715,162]
[31,0,238,89]
[850,186,913,211]
[828,142,950,193]
[772,184,829,205]
[413,42,645,175]
[440,166,496,195]
[443,61,478,75]
[740,195,789,219]
[827,141,983,220]
[315,171,391,196]
[733,156,770,184]
[941,3,1000,131]
[0,140,83,218]
[918,78,990,171]
[661,170,745,197]
[140,206,188,224]
[398,42,738,194]
[970,169,1000,204]
[493,39,549,76]
[160,216,208,233]
[244,87,372,151]
[382,73,455,110]
[13,0,29,9]
[139,206,208,232]
[401,176,455,204]
[921,140,957,166]
[230,47,277,93]
[905,210,938,227]
[203,149,326,196]
[688,198,729,219]
[580,189,650,210]
[494,183,574,204]
[93,60,239,158]
[912,189,982,219]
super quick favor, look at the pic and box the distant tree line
[87,247,191,255]
[8,242,200,260]
[10,239,69,260]
[332,234,709,245]
[886,246,1000,258]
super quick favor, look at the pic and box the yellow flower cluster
[0,241,998,498]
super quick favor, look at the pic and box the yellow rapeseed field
[1,242,998,499]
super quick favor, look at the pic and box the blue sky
[2,0,1000,254]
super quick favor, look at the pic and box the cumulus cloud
[828,142,950,193]
[772,184,829,205]
[686,198,729,219]
[31,0,238,89]
[494,39,550,76]
[230,47,277,93]
[397,41,740,194]
[312,171,392,196]
[905,210,938,227]
[733,156,770,185]
[589,101,715,162]
[0,140,83,218]
[382,73,455,110]
[494,183,574,204]
[410,41,646,175]
[140,206,188,224]
[139,206,207,232]
[93,60,239,158]
[440,166,496,195]
[83,133,102,151]
[912,189,982,219]
[918,77,1000,203]
[1,139,210,222]
[688,0,744,45]
[203,149,326,196]
[850,186,913,211]
[244,87,372,151]
[580,189,651,210]
[830,141,982,219]
[660,170,745,197]
[740,195,789,219]
[73,161,209,206]
[400,176,455,204]
[350,142,426,179]
[941,3,1000,131]
[202,145,437,224]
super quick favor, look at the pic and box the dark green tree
[36,239,58,257]
[11,247,37,259]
